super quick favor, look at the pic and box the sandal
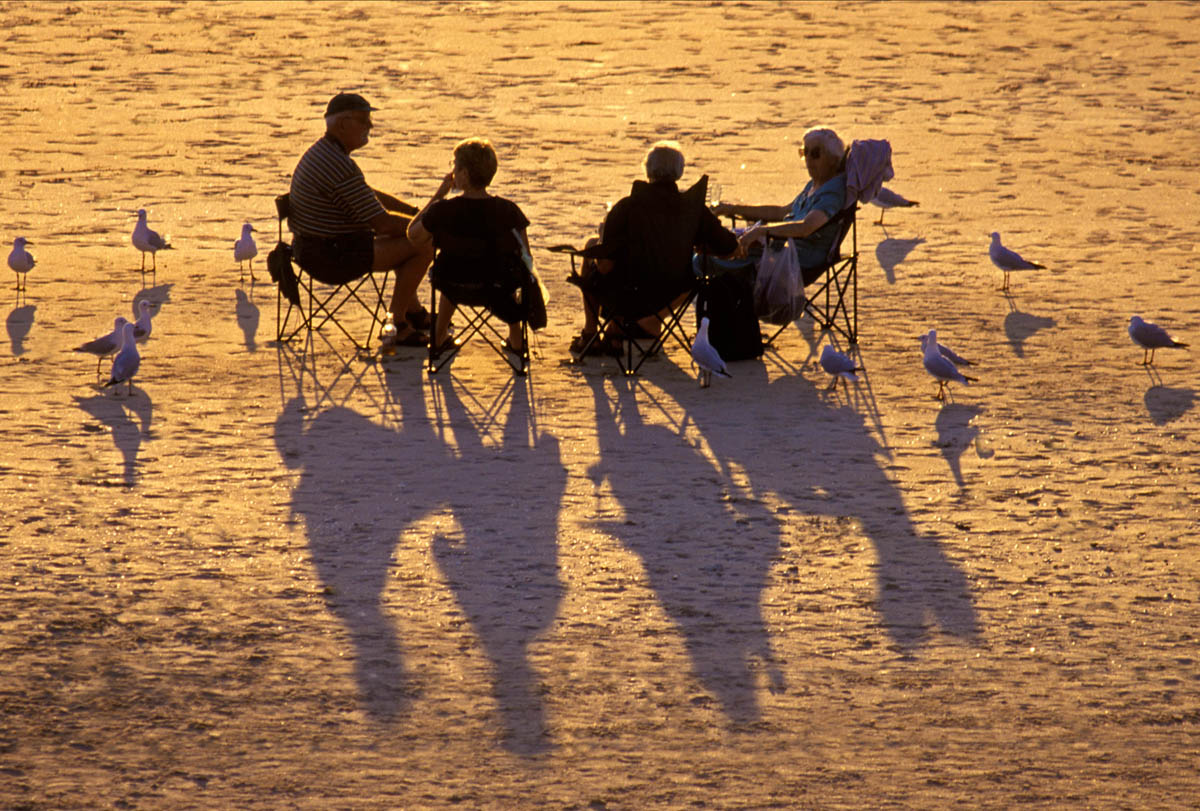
[502,339,526,358]
[568,331,599,356]
[395,328,428,347]
[405,307,432,332]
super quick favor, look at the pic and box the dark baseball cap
[325,92,376,117]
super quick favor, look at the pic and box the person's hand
[737,225,764,254]
[435,171,455,198]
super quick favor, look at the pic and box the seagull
[132,299,155,342]
[919,332,973,367]
[132,209,171,274]
[75,316,130,377]
[234,223,258,282]
[989,232,1045,292]
[1128,315,1188,366]
[103,322,140,395]
[819,344,862,390]
[691,316,731,388]
[869,187,919,226]
[7,236,34,292]
[923,328,977,401]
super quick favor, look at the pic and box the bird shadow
[1003,293,1055,358]
[934,403,986,489]
[133,283,173,321]
[6,304,35,356]
[875,236,925,284]
[74,388,154,487]
[235,288,260,352]
[1144,385,1195,426]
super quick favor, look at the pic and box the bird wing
[924,352,967,383]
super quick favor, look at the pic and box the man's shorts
[292,231,374,285]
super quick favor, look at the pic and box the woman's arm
[406,172,455,245]
[713,202,791,222]
[736,208,831,252]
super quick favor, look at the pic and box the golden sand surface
[2,2,1198,808]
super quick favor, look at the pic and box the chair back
[275,193,290,242]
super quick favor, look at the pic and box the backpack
[696,266,763,361]
[267,241,301,306]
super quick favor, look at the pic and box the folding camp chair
[552,244,700,377]
[425,232,540,377]
[272,193,392,356]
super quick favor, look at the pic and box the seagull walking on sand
[103,322,140,395]
[990,232,1045,292]
[75,316,130,377]
[923,328,977,401]
[819,344,862,390]
[132,299,155,343]
[234,223,258,282]
[7,237,34,293]
[869,187,919,226]
[132,209,171,274]
[1128,315,1188,366]
[919,332,973,367]
[691,316,731,388]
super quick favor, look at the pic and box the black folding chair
[551,244,700,377]
[425,232,540,377]
[272,193,391,356]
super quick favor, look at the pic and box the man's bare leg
[374,235,434,337]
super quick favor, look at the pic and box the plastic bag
[754,237,806,325]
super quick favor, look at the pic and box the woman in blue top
[715,128,847,270]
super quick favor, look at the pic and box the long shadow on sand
[274,362,564,755]
[594,363,978,721]
[7,304,35,356]
[75,387,154,487]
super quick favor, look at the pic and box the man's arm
[373,188,419,216]
[714,202,791,223]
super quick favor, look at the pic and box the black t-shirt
[424,195,530,285]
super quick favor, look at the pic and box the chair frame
[273,194,392,356]
[552,245,699,377]
[734,203,859,347]
[425,282,531,377]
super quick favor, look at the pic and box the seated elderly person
[712,127,848,282]
[407,137,534,358]
[289,92,434,346]
[570,141,738,356]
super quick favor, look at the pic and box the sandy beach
[2,1,1198,808]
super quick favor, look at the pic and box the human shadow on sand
[586,374,785,724]
[1003,293,1055,358]
[644,365,977,689]
[74,388,153,487]
[7,304,35,356]
[274,367,564,755]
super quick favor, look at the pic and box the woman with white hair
[714,127,847,269]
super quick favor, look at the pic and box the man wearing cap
[289,92,432,345]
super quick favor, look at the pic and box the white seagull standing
[1128,315,1188,366]
[7,236,34,293]
[75,316,129,377]
[132,209,172,274]
[869,187,919,226]
[690,316,731,388]
[819,344,862,390]
[989,232,1045,292]
[919,332,973,367]
[922,328,977,401]
[234,223,258,282]
[132,299,155,343]
[103,322,140,395]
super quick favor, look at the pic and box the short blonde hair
[453,137,498,188]
[644,140,685,182]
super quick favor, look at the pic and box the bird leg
[1142,348,1155,366]
[934,381,947,401]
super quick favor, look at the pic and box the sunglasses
[798,144,822,159]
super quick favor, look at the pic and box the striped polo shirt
[288,134,387,238]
